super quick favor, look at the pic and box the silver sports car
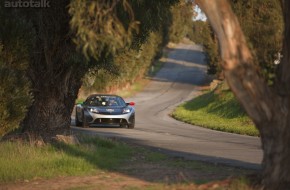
[75,94,135,128]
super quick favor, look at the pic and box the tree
[0,0,179,140]
[19,0,86,141]
[191,0,283,80]
[196,0,290,189]
[168,1,193,43]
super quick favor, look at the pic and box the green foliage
[230,0,283,83]
[188,21,221,75]
[82,31,163,93]
[0,135,253,188]
[0,11,33,137]
[69,0,179,60]
[128,0,179,47]
[69,0,139,60]
[172,83,259,136]
[169,1,193,43]
[190,1,283,81]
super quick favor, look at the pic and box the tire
[128,114,135,129]
[82,111,89,128]
[128,117,135,129]
[128,123,135,129]
[75,109,82,127]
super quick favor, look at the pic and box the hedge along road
[71,41,263,170]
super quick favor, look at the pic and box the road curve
[72,41,263,170]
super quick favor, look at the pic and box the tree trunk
[260,117,290,189]
[22,66,82,141]
[21,0,85,142]
[261,0,290,188]
[196,0,290,189]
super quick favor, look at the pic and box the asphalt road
[71,41,263,170]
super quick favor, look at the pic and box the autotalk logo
[4,0,50,8]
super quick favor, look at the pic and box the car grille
[98,112,121,115]
[94,118,127,124]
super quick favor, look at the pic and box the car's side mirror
[76,101,84,105]
[127,102,135,106]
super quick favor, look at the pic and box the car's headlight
[89,108,99,113]
[123,108,131,113]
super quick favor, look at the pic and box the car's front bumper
[84,111,135,126]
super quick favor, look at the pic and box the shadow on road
[150,60,212,86]
[147,47,212,86]
[71,127,261,171]
[165,47,206,65]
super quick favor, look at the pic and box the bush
[169,1,193,43]
[81,31,164,93]
[0,13,33,137]
[188,20,221,76]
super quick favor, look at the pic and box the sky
[193,4,207,21]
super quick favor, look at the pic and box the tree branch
[196,0,281,126]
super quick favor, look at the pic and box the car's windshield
[85,95,126,107]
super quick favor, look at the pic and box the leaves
[0,13,33,136]
[69,0,139,60]
[230,0,283,83]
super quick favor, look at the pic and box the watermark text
[4,0,50,8]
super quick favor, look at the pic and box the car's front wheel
[75,109,83,127]
[128,115,135,129]
[128,122,135,129]
[128,116,135,129]
[82,111,89,128]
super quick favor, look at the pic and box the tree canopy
[192,0,283,82]
[0,0,188,139]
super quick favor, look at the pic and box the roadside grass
[171,84,259,136]
[0,136,132,182]
[116,79,148,98]
[0,135,258,189]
